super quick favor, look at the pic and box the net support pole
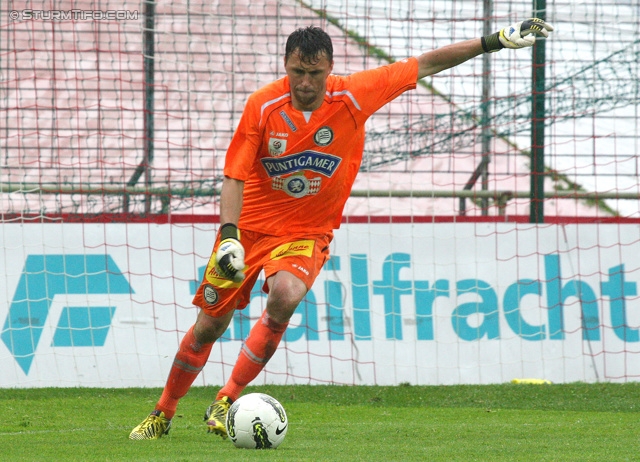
[480,0,493,215]
[142,0,155,214]
[123,1,156,213]
[529,1,547,223]
[459,1,493,216]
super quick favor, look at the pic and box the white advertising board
[1,222,639,387]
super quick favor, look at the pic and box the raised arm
[417,38,483,80]
[416,18,554,81]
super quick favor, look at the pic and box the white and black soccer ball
[225,393,288,449]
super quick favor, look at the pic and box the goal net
[1,0,639,387]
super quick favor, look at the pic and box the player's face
[284,50,333,112]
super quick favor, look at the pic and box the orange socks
[217,310,288,401]
[156,325,213,419]
[155,310,289,417]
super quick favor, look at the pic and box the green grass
[1,383,638,461]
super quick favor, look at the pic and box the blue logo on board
[1,255,133,374]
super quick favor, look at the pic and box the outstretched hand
[482,18,554,53]
[500,18,554,49]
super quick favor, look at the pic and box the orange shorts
[192,229,333,317]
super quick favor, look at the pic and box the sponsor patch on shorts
[270,239,315,260]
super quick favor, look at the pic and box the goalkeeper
[130,17,553,440]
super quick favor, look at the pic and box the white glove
[215,224,246,282]
[482,18,554,52]
[500,18,554,48]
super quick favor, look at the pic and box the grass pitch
[1,383,638,461]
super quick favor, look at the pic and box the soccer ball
[225,393,288,449]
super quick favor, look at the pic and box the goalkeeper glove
[215,223,246,282]
[482,18,554,53]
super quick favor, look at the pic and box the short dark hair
[285,26,333,64]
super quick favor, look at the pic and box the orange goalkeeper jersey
[224,57,418,235]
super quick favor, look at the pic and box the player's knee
[267,288,304,317]
[266,272,307,320]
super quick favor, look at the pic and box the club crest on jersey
[268,137,287,156]
[314,126,334,146]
